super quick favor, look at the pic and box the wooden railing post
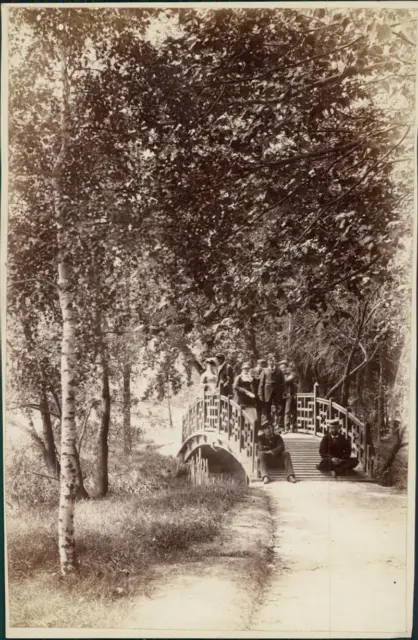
[313,382,319,436]
[203,388,207,429]
[217,390,222,433]
[252,419,256,474]
[344,406,349,441]
[238,406,243,452]
[227,395,231,438]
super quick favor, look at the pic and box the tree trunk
[379,425,407,477]
[123,360,132,454]
[356,370,364,411]
[74,449,89,500]
[54,41,78,576]
[122,274,132,455]
[246,319,259,360]
[377,352,384,443]
[340,342,357,407]
[167,379,174,428]
[96,349,111,497]
[40,387,60,477]
[300,363,314,393]
[287,313,292,353]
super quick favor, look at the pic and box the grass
[6,446,247,628]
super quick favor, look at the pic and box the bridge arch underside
[179,432,251,483]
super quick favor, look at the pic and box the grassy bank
[6,447,247,628]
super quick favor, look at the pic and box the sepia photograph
[1,2,417,637]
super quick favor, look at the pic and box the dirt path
[118,481,409,636]
[122,491,273,633]
[250,480,410,636]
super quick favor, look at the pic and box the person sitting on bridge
[215,352,234,397]
[233,362,257,424]
[201,358,218,394]
[257,418,297,484]
[258,354,285,432]
[317,418,359,477]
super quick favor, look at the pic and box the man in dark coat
[317,418,359,477]
[258,354,285,431]
[215,353,234,397]
[251,358,267,427]
[281,361,298,433]
[257,418,296,484]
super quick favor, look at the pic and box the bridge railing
[182,384,375,477]
[296,383,375,476]
[182,391,257,473]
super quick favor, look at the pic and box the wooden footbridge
[178,384,376,482]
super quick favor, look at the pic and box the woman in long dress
[233,361,258,424]
[200,358,218,394]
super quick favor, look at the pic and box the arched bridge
[178,384,376,482]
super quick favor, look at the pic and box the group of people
[201,352,298,433]
[256,416,360,485]
[200,352,360,485]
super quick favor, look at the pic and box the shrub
[5,445,59,508]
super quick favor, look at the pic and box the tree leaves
[7,6,414,411]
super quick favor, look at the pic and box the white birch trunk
[53,40,78,575]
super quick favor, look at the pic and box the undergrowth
[6,445,247,628]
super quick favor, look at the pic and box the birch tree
[49,34,78,574]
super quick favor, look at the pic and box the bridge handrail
[181,387,375,478]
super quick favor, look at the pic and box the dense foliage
[6,7,415,570]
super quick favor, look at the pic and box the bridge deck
[253,433,371,483]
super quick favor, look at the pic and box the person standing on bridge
[233,362,258,425]
[258,354,285,432]
[215,352,234,397]
[317,418,359,477]
[200,358,218,394]
[281,361,299,433]
[257,418,297,484]
[252,358,267,427]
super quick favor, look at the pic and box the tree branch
[77,400,98,453]
[229,64,387,107]
[197,36,365,88]
[9,403,60,419]
[392,29,415,47]
[49,387,62,420]
[31,471,59,482]
[199,86,225,120]
[244,141,359,170]
[326,342,380,398]
[298,125,411,241]
[230,141,362,238]
[8,277,59,292]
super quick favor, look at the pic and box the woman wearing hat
[200,358,218,394]
[233,362,258,423]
